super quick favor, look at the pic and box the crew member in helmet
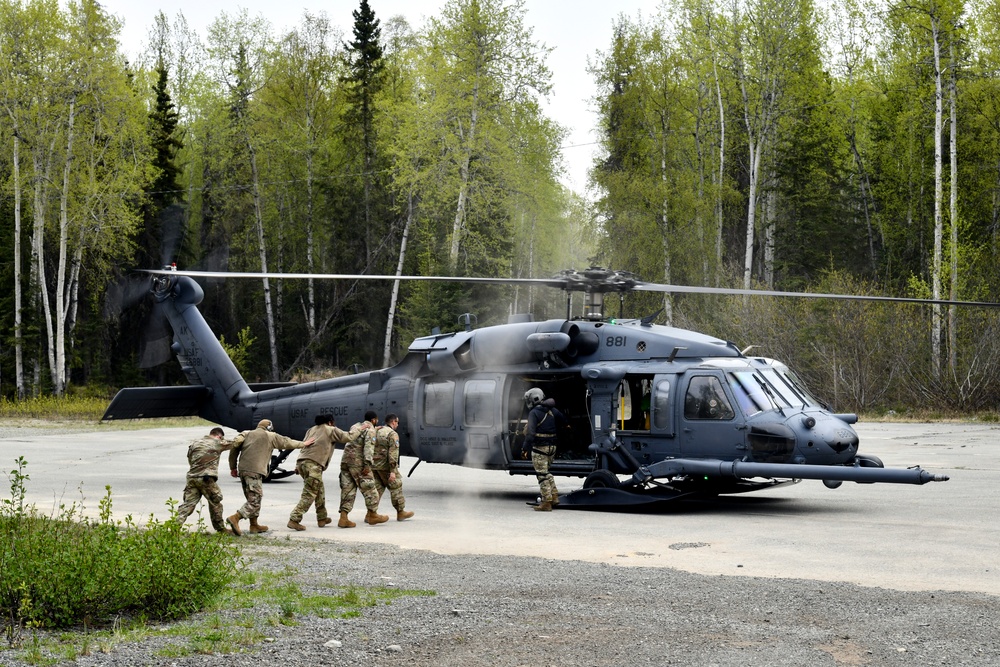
[522,388,569,512]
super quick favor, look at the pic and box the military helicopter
[103,266,979,508]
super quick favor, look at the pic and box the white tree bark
[51,99,76,395]
[12,132,25,397]
[931,14,943,381]
[383,192,414,367]
[948,40,958,376]
[248,140,280,381]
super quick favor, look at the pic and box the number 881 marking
[605,335,627,347]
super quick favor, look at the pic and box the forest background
[2,0,1000,415]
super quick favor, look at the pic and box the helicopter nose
[828,425,859,453]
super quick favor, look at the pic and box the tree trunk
[948,40,958,377]
[713,56,725,287]
[305,141,316,338]
[383,192,413,367]
[450,79,479,269]
[743,135,762,290]
[13,132,25,398]
[931,15,943,381]
[52,99,76,396]
[248,138,280,381]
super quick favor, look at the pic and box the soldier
[522,388,569,512]
[287,414,354,531]
[174,427,236,533]
[227,418,315,535]
[338,411,388,527]
[371,413,414,521]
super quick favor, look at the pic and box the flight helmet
[524,388,545,408]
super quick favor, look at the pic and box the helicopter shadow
[417,486,854,517]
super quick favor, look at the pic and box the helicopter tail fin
[102,274,254,429]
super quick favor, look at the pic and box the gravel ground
[3,538,998,667]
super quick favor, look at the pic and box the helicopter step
[538,485,698,510]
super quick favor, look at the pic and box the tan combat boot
[287,519,306,531]
[338,511,356,528]
[534,500,553,512]
[364,510,389,525]
[396,509,414,521]
[318,517,333,527]
[249,518,269,534]
[550,492,560,507]
[226,513,243,536]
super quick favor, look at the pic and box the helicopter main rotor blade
[141,268,1000,309]
[141,269,568,289]
[632,281,1000,309]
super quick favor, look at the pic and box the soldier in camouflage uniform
[522,388,568,512]
[287,414,354,531]
[338,411,388,527]
[371,414,414,521]
[227,419,314,536]
[174,427,236,533]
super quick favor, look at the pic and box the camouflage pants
[339,465,379,514]
[372,469,406,512]
[291,460,328,522]
[176,476,227,532]
[532,444,559,502]
[237,473,264,520]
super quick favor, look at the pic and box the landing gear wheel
[854,454,883,484]
[583,469,620,489]
[855,454,884,468]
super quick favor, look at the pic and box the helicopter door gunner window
[684,376,735,420]
[423,381,456,427]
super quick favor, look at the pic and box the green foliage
[1,459,241,635]
[218,327,256,376]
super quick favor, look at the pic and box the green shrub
[1,458,242,636]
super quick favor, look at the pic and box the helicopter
[102,266,975,509]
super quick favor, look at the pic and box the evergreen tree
[140,60,184,268]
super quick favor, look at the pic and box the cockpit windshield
[727,371,777,416]
[760,368,820,408]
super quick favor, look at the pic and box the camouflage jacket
[341,421,375,469]
[185,434,234,479]
[227,426,308,477]
[295,424,353,471]
[371,425,399,473]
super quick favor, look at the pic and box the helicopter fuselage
[103,275,947,496]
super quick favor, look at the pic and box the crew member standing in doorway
[522,388,568,512]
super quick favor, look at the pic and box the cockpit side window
[684,376,735,420]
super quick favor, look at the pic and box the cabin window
[423,381,455,427]
[464,380,495,426]
[684,376,735,420]
[653,379,671,430]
